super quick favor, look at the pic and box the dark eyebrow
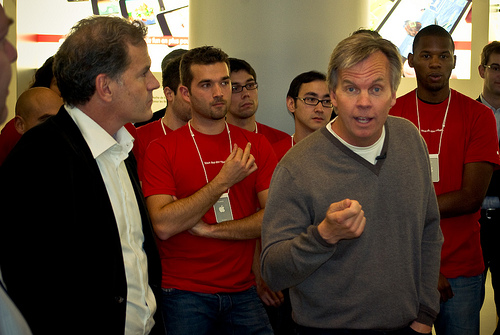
[303,91,320,97]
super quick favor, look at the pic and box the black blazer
[0,107,164,335]
[477,96,500,198]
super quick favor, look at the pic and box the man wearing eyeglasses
[477,40,500,335]
[227,58,289,145]
[274,71,334,161]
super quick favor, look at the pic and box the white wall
[190,0,369,134]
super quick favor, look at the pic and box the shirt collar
[479,94,500,113]
[65,104,134,159]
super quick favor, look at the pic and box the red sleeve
[465,100,500,168]
[142,136,176,198]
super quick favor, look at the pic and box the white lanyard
[291,134,295,147]
[188,120,232,184]
[416,89,451,156]
[161,120,167,135]
[254,122,258,133]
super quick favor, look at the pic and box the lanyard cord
[188,120,232,186]
[161,120,167,135]
[416,89,451,156]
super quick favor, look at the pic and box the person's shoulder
[452,89,493,116]
[387,114,417,127]
[256,122,289,143]
[137,119,161,136]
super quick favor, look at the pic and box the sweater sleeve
[260,164,338,291]
[416,138,444,326]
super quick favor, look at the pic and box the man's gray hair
[327,33,403,92]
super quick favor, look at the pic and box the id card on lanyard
[214,192,234,223]
[429,154,439,182]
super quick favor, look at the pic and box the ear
[164,87,175,102]
[453,55,457,69]
[95,74,113,103]
[407,53,414,68]
[330,89,338,109]
[478,64,486,79]
[179,85,191,104]
[14,116,26,135]
[286,96,296,115]
[390,90,397,108]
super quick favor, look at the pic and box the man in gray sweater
[261,32,443,334]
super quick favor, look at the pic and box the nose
[314,101,324,113]
[212,83,224,98]
[429,55,441,68]
[357,91,371,107]
[147,71,160,91]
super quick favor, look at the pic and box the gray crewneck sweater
[261,116,443,330]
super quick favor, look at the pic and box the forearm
[437,161,493,219]
[193,209,264,240]
[148,177,229,240]
[437,191,485,218]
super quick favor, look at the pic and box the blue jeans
[434,274,483,335]
[161,286,273,335]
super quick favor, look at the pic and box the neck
[226,113,256,132]
[482,90,500,110]
[162,107,187,131]
[293,124,314,144]
[78,103,122,136]
[190,115,226,135]
[416,86,450,104]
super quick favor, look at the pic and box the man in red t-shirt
[135,55,191,180]
[226,58,289,144]
[142,46,276,334]
[390,25,500,335]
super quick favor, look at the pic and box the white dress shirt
[66,105,156,335]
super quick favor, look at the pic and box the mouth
[429,73,443,82]
[355,117,372,124]
[241,102,253,109]
[312,116,325,122]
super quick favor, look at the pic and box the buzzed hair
[412,24,454,53]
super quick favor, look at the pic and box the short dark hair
[180,46,229,92]
[163,56,182,93]
[30,56,54,89]
[480,41,500,66]
[53,16,147,106]
[412,24,454,53]
[161,49,188,87]
[228,58,257,81]
[287,71,327,99]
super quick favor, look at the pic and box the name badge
[214,192,233,223]
[429,154,439,183]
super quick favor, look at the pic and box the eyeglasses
[296,97,333,108]
[484,64,500,72]
[232,82,258,93]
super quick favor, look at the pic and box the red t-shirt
[390,89,500,278]
[0,119,22,166]
[135,119,172,181]
[256,122,289,144]
[273,136,295,162]
[142,123,277,293]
